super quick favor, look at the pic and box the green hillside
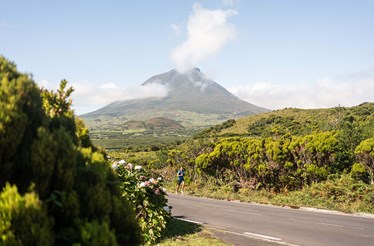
[197,103,374,138]
[159,103,374,213]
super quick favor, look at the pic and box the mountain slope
[197,102,374,138]
[81,68,268,129]
[139,68,265,114]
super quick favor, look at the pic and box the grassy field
[82,110,240,131]
[91,134,189,150]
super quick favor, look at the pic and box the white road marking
[244,231,282,241]
[172,216,300,246]
[173,217,203,225]
[208,227,300,246]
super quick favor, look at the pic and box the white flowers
[149,178,159,185]
[111,159,135,171]
[139,181,151,188]
[127,163,133,170]
[110,159,141,171]
[163,206,170,212]
[111,160,126,170]
[112,161,157,189]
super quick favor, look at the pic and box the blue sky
[1,0,373,114]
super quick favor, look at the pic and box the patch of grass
[158,218,229,246]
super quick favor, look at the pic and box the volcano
[81,68,268,129]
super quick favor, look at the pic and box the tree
[0,56,46,192]
[0,56,142,245]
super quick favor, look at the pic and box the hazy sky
[1,0,373,114]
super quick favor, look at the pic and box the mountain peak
[185,67,202,76]
[173,67,201,74]
[142,67,207,86]
[141,67,218,98]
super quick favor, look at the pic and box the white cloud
[100,82,117,89]
[228,76,374,110]
[38,80,168,115]
[170,3,237,73]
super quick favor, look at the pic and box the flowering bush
[114,163,170,245]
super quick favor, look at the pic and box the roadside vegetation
[119,102,374,214]
[165,173,373,213]
[162,103,374,213]
[0,56,171,245]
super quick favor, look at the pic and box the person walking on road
[176,167,185,194]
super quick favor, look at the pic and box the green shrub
[355,137,374,184]
[305,174,374,212]
[0,56,142,245]
[0,57,46,194]
[77,220,117,246]
[0,183,53,245]
[350,163,370,183]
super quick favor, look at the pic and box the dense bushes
[0,56,142,245]
[191,132,342,191]
[167,104,374,195]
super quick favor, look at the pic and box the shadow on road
[162,216,202,239]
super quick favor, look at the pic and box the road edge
[169,193,374,219]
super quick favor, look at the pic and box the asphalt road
[168,194,374,246]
